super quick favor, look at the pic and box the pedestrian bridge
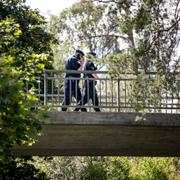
[13,70,180,156]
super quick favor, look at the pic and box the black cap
[76,49,85,56]
[88,52,96,57]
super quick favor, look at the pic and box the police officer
[61,49,85,111]
[74,52,100,112]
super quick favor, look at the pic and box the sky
[25,0,79,16]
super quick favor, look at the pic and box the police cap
[76,49,85,56]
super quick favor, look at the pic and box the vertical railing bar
[131,79,134,112]
[57,76,60,108]
[128,79,131,112]
[99,79,102,107]
[117,78,120,112]
[125,80,127,110]
[148,74,150,113]
[52,76,54,107]
[75,78,77,106]
[93,80,95,111]
[105,78,108,112]
[178,79,180,114]
[44,71,47,106]
[166,87,168,114]
[111,78,113,112]
[87,78,90,111]
[69,78,72,111]
[81,76,83,105]
[171,90,173,114]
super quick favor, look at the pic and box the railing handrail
[44,69,108,74]
[44,69,180,75]
[31,69,180,113]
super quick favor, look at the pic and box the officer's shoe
[73,108,80,112]
[81,108,87,112]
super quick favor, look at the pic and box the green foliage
[119,14,134,35]
[107,157,132,180]
[49,0,107,63]
[104,52,134,75]
[33,157,179,180]
[130,157,174,180]
[134,4,152,33]
[50,0,179,74]
[0,55,41,159]
[47,0,180,115]
[77,157,108,180]
[52,40,73,71]
[79,163,107,180]
[33,156,78,180]
[0,0,56,178]
[0,158,49,180]
[0,0,56,71]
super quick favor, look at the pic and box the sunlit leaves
[32,156,177,179]
[0,1,55,171]
[0,18,22,52]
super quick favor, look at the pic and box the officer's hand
[80,56,84,65]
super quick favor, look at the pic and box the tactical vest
[84,61,97,78]
[65,57,80,78]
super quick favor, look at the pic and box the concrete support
[12,112,180,156]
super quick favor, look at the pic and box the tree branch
[79,34,127,41]
[159,17,180,33]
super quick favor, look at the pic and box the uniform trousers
[74,80,100,112]
[61,79,81,111]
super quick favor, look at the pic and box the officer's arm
[90,62,98,78]
[71,59,81,70]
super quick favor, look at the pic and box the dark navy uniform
[61,56,82,111]
[74,60,100,112]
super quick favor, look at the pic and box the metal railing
[31,70,180,113]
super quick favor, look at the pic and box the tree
[0,0,55,178]
[51,0,179,72]
[130,157,174,180]
[32,156,179,179]
[49,0,179,112]
[0,158,48,180]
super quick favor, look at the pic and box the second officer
[74,52,100,112]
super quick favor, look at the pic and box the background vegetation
[49,0,179,112]
[33,156,180,180]
[0,0,55,178]
[0,0,179,179]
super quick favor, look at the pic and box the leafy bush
[0,158,49,180]
[130,157,174,180]
[79,163,107,180]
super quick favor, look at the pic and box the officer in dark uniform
[74,52,100,112]
[61,49,84,111]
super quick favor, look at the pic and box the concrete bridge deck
[13,112,180,156]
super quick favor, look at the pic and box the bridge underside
[13,112,180,156]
